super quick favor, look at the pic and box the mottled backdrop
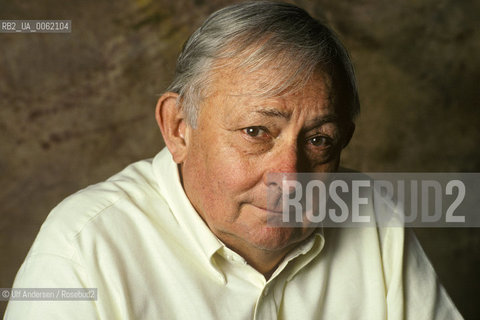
[1,0,479,317]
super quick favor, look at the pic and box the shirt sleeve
[402,229,464,320]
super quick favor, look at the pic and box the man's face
[181,65,347,256]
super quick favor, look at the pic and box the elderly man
[5,1,462,319]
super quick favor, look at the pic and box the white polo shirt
[5,148,463,319]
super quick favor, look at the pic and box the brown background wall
[1,0,479,317]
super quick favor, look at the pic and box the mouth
[254,205,284,215]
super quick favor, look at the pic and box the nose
[263,143,300,187]
[263,143,303,213]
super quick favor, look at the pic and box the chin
[247,226,306,251]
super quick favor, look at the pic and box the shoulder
[28,156,175,262]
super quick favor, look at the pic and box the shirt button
[263,286,270,296]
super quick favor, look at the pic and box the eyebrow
[254,107,291,119]
[254,107,339,131]
[303,115,339,132]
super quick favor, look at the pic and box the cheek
[205,147,260,196]
[313,148,342,172]
[186,128,265,211]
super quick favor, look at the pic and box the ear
[155,92,189,163]
[342,122,355,148]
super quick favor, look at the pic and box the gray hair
[166,1,360,127]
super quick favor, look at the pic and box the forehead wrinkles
[205,60,334,111]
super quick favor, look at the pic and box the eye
[243,126,268,138]
[307,135,332,148]
[240,126,274,153]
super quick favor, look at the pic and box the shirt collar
[284,230,325,281]
[152,148,224,277]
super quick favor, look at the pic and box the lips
[256,206,284,214]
